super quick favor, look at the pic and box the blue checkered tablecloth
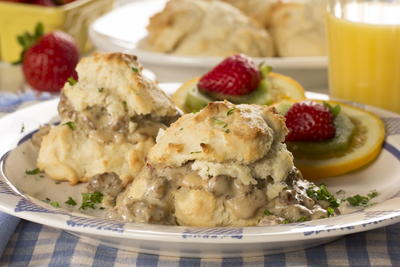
[1,92,400,266]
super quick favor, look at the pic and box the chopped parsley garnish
[346,191,378,207]
[306,184,340,208]
[55,181,61,185]
[67,77,77,86]
[63,121,76,130]
[282,219,290,224]
[20,124,25,133]
[80,192,103,210]
[50,201,60,208]
[65,197,77,206]
[190,151,201,154]
[346,195,369,206]
[98,87,104,93]
[122,101,128,111]
[227,108,236,116]
[264,209,273,216]
[225,129,230,133]
[25,168,41,175]
[297,216,309,222]
[131,67,139,72]
[368,190,378,199]
[212,117,227,127]
[327,207,335,216]
[179,128,183,131]
[44,198,60,208]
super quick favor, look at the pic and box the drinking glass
[326,0,400,113]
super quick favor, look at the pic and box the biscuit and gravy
[110,101,334,226]
[36,53,180,185]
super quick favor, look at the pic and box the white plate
[89,0,328,89]
[0,88,400,258]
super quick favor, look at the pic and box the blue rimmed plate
[0,89,399,258]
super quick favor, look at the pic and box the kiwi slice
[200,79,273,105]
[184,87,212,112]
[287,112,355,156]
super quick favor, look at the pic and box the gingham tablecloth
[1,92,400,266]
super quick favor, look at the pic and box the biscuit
[146,0,274,57]
[269,1,327,57]
[113,101,329,227]
[37,52,180,185]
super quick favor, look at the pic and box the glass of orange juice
[327,0,400,113]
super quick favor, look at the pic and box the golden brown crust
[149,101,287,166]
[269,2,327,57]
[146,0,274,57]
[37,52,180,185]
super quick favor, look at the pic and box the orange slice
[276,100,385,179]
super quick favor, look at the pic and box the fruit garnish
[17,23,79,92]
[285,101,336,141]
[198,54,261,96]
[173,73,306,113]
[275,99,385,179]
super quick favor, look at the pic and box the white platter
[89,0,328,89]
[0,88,400,258]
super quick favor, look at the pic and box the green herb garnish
[122,101,128,111]
[227,108,236,116]
[98,87,104,93]
[50,201,60,208]
[65,197,77,206]
[346,194,370,206]
[225,129,230,133]
[264,209,273,216]
[80,192,103,210]
[368,190,378,199]
[67,77,77,86]
[131,67,139,72]
[282,219,290,224]
[327,207,335,216]
[306,184,340,208]
[63,121,76,130]
[297,216,309,222]
[190,151,201,154]
[25,168,41,175]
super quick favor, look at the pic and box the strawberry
[198,54,260,95]
[31,0,56,6]
[285,101,336,141]
[17,23,79,92]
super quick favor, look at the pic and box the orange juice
[327,2,400,113]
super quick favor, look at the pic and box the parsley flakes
[80,192,103,210]
[50,201,60,208]
[346,191,378,207]
[131,67,139,72]
[65,197,77,206]
[25,168,41,175]
[63,121,76,130]
[227,108,236,116]
[264,209,273,216]
[306,184,340,209]
[67,77,77,86]
[98,87,104,93]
